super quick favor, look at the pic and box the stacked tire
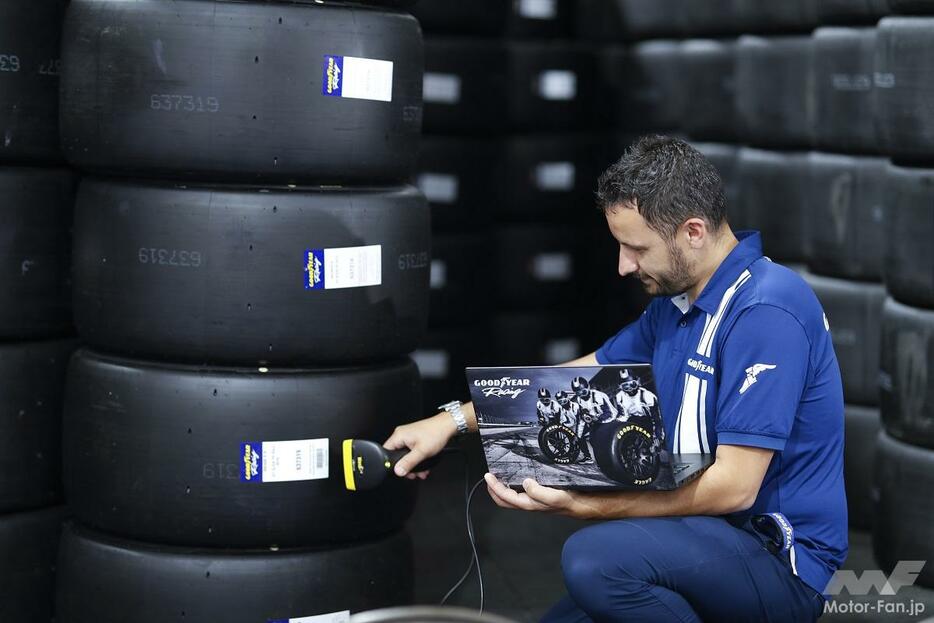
[870,8,934,589]
[412,1,632,415]
[874,163,934,589]
[0,2,75,620]
[56,2,430,620]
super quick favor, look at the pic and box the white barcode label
[545,338,581,365]
[535,162,575,191]
[412,349,450,379]
[532,252,572,281]
[518,0,558,19]
[418,173,460,204]
[305,245,382,290]
[538,70,577,101]
[430,259,447,289]
[241,438,329,483]
[269,611,351,623]
[423,72,462,104]
[322,55,393,102]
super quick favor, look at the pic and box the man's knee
[561,523,646,596]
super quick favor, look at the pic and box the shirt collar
[670,230,764,316]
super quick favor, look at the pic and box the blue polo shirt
[595,231,847,596]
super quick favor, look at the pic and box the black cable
[440,459,486,613]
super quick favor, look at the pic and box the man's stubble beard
[639,239,695,297]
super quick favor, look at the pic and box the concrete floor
[409,440,934,622]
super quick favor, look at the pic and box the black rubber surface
[493,226,583,311]
[416,137,500,232]
[573,0,688,40]
[818,0,891,23]
[734,0,821,32]
[429,234,493,327]
[813,27,879,153]
[880,298,934,449]
[413,0,572,38]
[844,405,880,529]
[873,431,934,588]
[56,522,414,622]
[603,42,684,132]
[73,178,430,365]
[422,39,596,134]
[63,349,420,547]
[873,17,934,160]
[0,166,77,338]
[0,506,67,622]
[0,339,76,513]
[491,313,591,367]
[736,36,816,148]
[693,143,743,228]
[885,163,934,308]
[889,0,934,12]
[803,272,885,406]
[413,327,488,414]
[684,1,744,36]
[736,148,810,262]
[0,0,65,163]
[60,0,423,183]
[500,135,614,222]
[807,153,887,281]
[681,40,738,142]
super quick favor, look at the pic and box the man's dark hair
[596,135,727,240]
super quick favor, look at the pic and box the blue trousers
[541,516,824,623]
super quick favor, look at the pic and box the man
[553,390,580,429]
[385,136,845,622]
[569,376,616,463]
[615,369,659,422]
[536,388,561,426]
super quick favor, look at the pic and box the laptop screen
[466,364,680,491]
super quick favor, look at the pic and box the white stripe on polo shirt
[674,269,752,454]
[697,269,752,358]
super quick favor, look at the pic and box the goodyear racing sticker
[269,611,350,623]
[240,438,329,483]
[322,54,393,102]
[304,244,382,290]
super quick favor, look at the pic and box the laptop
[466,364,714,491]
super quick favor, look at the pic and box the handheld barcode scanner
[342,439,442,491]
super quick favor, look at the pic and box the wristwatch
[438,400,469,435]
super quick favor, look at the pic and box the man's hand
[484,444,774,519]
[383,413,457,479]
[484,473,606,519]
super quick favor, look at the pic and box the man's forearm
[577,461,754,520]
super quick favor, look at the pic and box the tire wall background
[416,0,934,605]
[0,1,75,620]
[12,0,934,620]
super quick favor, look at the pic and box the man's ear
[682,218,707,248]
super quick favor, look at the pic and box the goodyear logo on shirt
[241,442,261,482]
[304,249,325,290]
[322,55,343,97]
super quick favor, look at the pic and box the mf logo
[824,561,926,596]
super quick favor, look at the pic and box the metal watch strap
[439,400,468,435]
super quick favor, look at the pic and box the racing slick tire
[63,348,420,547]
[591,420,661,486]
[538,423,580,465]
[59,0,423,183]
[55,522,414,621]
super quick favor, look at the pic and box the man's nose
[618,248,638,276]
